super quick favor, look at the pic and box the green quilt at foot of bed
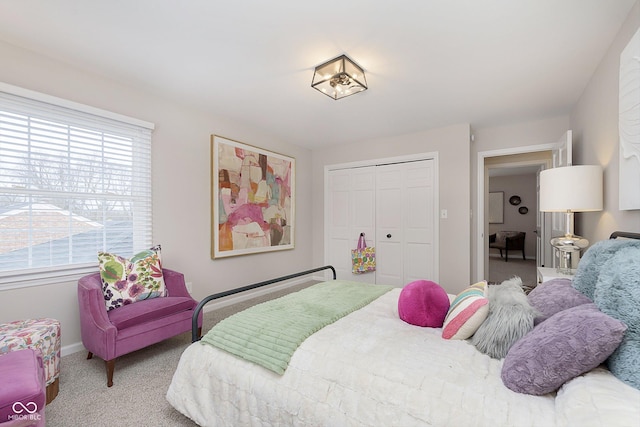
[200,280,393,375]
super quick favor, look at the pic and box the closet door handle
[386,234,392,238]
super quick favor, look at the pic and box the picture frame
[488,191,504,224]
[211,135,295,258]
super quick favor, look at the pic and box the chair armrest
[78,274,114,331]
[77,273,117,358]
[163,268,191,298]
[489,233,496,243]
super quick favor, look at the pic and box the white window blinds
[0,84,154,286]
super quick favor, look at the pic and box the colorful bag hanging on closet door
[352,233,376,274]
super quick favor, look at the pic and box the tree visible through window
[0,87,153,279]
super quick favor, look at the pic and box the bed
[167,234,640,426]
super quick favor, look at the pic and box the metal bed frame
[189,231,639,343]
[609,231,640,240]
[191,265,336,342]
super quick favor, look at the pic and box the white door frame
[324,152,440,283]
[476,144,555,281]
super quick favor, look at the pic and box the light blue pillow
[573,239,640,300]
[593,245,640,390]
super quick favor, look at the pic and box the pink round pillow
[398,280,450,327]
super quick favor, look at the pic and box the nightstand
[537,267,575,284]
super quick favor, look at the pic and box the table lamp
[539,165,603,273]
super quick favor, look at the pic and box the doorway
[476,146,555,287]
[477,131,572,285]
[486,162,545,289]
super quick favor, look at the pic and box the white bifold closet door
[326,159,435,287]
[326,166,376,284]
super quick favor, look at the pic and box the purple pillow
[501,303,627,395]
[528,278,592,325]
[398,280,450,327]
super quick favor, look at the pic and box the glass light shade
[311,55,368,100]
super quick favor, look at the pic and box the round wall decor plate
[519,206,528,214]
[509,195,521,205]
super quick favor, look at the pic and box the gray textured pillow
[528,278,592,325]
[501,303,627,395]
[470,277,537,359]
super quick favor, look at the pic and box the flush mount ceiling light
[311,54,368,100]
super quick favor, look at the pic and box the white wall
[571,0,640,242]
[311,124,472,295]
[1,0,638,353]
[470,0,640,280]
[470,116,571,281]
[0,40,314,352]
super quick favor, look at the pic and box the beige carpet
[45,281,317,427]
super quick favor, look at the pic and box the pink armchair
[77,268,202,387]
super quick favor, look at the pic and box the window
[0,83,154,288]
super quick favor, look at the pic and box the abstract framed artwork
[488,191,504,224]
[211,135,295,258]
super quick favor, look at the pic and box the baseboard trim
[488,255,537,261]
[62,342,86,357]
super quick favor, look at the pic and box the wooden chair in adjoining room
[489,231,526,262]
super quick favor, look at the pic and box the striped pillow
[442,281,489,340]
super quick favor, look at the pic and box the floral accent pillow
[98,245,166,311]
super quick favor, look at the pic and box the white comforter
[167,289,640,427]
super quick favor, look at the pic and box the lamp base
[550,233,589,274]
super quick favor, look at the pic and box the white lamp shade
[539,165,603,212]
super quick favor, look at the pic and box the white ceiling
[0,1,635,149]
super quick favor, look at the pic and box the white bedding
[167,288,640,427]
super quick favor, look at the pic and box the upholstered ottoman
[0,318,61,404]
[0,349,46,427]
